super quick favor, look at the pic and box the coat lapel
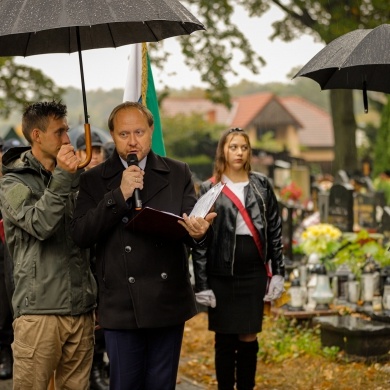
[99,150,171,205]
[142,151,170,204]
[101,150,125,191]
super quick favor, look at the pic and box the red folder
[126,207,187,240]
[126,182,225,240]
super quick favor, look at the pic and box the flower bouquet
[280,182,302,203]
[299,223,342,268]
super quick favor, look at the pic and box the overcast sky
[13,5,325,92]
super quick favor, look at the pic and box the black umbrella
[0,0,204,167]
[293,24,390,113]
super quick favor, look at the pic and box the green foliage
[253,131,284,153]
[258,316,339,363]
[180,155,214,182]
[168,1,390,172]
[331,230,390,279]
[373,96,390,177]
[161,113,223,158]
[0,57,64,119]
[63,87,123,129]
[373,175,390,205]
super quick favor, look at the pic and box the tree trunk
[330,89,358,175]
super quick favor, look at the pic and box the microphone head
[127,153,138,165]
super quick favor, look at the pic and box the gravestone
[379,206,390,245]
[311,184,322,212]
[314,315,390,357]
[318,192,329,223]
[356,193,377,231]
[278,202,294,264]
[327,183,354,232]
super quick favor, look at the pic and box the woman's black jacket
[192,172,285,292]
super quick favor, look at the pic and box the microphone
[126,153,142,210]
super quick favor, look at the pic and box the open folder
[126,181,225,240]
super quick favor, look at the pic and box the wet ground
[0,376,204,389]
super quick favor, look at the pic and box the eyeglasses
[228,128,244,133]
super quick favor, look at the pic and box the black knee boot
[214,333,238,390]
[236,339,259,390]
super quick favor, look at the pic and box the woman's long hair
[213,128,252,183]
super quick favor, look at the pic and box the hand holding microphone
[120,153,144,209]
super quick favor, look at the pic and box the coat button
[125,246,131,253]
[122,216,129,224]
[161,273,168,280]
[107,199,113,205]
[128,277,135,284]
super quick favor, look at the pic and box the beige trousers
[12,313,95,390]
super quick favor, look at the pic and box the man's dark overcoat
[71,150,198,329]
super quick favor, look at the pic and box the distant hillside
[64,87,124,130]
[0,87,124,137]
[1,78,373,140]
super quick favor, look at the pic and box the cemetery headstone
[356,193,378,232]
[327,183,354,232]
[278,202,294,265]
[380,206,390,245]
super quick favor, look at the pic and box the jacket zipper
[251,182,268,263]
[231,223,237,276]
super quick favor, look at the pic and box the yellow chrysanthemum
[300,223,342,258]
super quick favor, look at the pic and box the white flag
[123,43,143,102]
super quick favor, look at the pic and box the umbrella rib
[107,24,116,48]
[180,22,192,35]
[23,33,32,57]
[143,22,159,41]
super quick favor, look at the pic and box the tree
[373,96,390,177]
[155,1,390,173]
[161,112,224,179]
[161,113,223,158]
[0,57,64,119]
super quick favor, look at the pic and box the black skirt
[208,235,268,334]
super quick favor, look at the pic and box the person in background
[103,141,115,161]
[192,127,285,390]
[0,101,97,389]
[71,101,216,390]
[2,139,23,154]
[76,132,105,171]
[76,131,109,390]
[0,136,13,381]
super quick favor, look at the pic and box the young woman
[192,128,285,390]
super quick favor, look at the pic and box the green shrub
[258,316,339,363]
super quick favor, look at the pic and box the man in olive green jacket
[0,101,97,390]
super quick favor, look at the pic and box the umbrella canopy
[294,24,390,112]
[0,0,204,56]
[0,0,205,167]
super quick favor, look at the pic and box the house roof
[280,96,334,147]
[160,93,333,148]
[230,92,275,128]
[161,97,234,126]
[231,92,303,129]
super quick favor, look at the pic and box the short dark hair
[22,101,67,144]
[107,101,154,131]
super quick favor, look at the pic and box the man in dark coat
[70,102,215,390]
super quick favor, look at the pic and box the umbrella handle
[77,123,92,169]
[363,81,368,113]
